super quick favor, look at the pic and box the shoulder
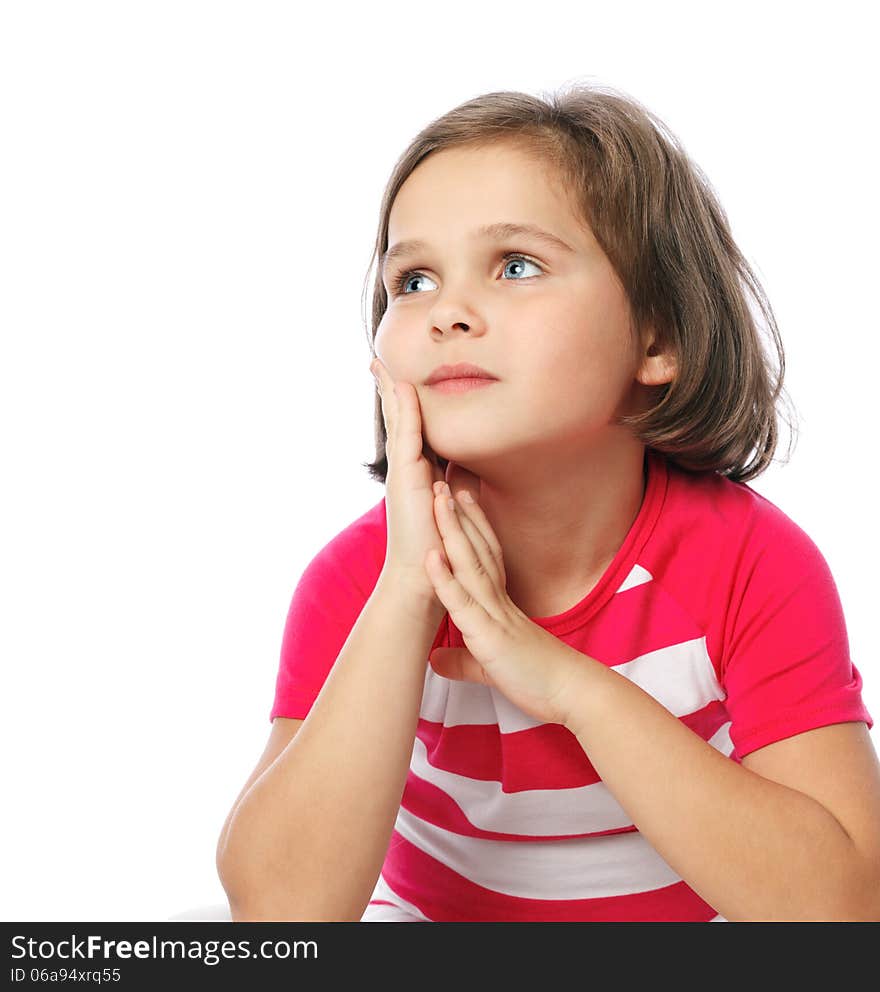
[660,458,822,566]
[294,496,388,602]
[641,459,837,668]
[272,497,388,719]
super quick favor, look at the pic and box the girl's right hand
[370,356,480,612]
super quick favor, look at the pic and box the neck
[472,435,648,619]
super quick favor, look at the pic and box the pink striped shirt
[270,448,873,921]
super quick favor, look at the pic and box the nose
[435,317,480,336]
[429,291,486,337]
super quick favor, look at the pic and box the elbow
[215,808,275,916]
[223,890,367,923]
[216,864,275,922]
[215,829,256,919]
[729,853,880,922]
[215,809,239,897]
[215,858,246,920]
[844,857,880,922]
[822,843,880,921]
[806,853,880,922]
[216,847,363,922]
[215,832,234,898]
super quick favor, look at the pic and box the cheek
[372,315,409,370]
[543,293,636,378]
[519,331,635,426]
[373,312,393,351]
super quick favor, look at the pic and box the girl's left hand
[425,470,583,727]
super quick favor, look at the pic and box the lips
[424,362,499,385]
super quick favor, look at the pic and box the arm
[216,571,446,921]
[561,654,880,922]
[423,483,880,922]
[215,715,304,874]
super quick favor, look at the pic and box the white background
[2,1,877,921]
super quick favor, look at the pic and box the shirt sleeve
[720,502,873,760]
[269,521,384,722]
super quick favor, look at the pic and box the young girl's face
[374,141,651,471]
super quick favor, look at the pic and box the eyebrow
[379,221,574,277]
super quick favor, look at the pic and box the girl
[215,83,880,922]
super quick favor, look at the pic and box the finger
[446,490,498,588]
[445,460,482,502]
[450,489,506,586]
[432,482,483,538]
[434,488,502,600]
[429,647,492,687]
[393,380,430,466]
[371,358,423,467]
[432,483,505,587]
[370,357,397,442]
[422,441,447,488]
[425,544,494,634]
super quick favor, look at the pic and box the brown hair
[359,81,798,485]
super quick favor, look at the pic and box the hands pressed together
[370,355,582,727]
[424,476,585,726]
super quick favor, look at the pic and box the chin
[428,446,476,470]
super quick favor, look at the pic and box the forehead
[387,143,585,244]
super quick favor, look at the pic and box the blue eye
[390,252,543,296]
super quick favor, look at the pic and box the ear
[635,325,677,387]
